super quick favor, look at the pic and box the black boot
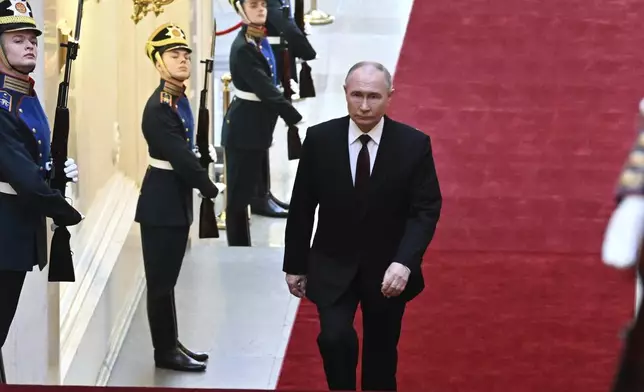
[225,208,251,246]
[154,348,206,372]
[0,350,6,384]
[250,151,288,218]
[148,292,205,372]
[171,291,209,362]
[178,341,209,362]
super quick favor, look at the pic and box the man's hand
[602,195,644,268]
[64,158,79,183]
[286,273,307,298]
[381,262,410,298]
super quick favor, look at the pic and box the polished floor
[107,0,414,388]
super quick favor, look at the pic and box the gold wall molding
[131,0,176,24]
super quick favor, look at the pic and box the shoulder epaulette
[0,90,12,112]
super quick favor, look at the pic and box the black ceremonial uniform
[136,23,219,372]
[222,24,302,246]
[0,1,83,383]
[0,74,82,345]
[266,0,316,84]
[245,0,316,219]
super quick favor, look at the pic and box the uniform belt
[149,158,173,170]
[0,181,17,195]
[266,36,281,45]
[235,90,261,102]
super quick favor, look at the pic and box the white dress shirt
[348,117,384,185]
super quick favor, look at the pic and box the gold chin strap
[234,1,251,24]
[153,51,171,79]
[0,41,28,75]
[153,51,186,85]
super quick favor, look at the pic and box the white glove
[304,21,312,35]
[602,195,644,268]
[209,144,218,162]
[290,79,300,94]
[64,158,78,183]
[198,183,226,199]
[214,182,226,193]
[51,213,84,231]
[193,148,202,159]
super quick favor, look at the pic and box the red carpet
[278,0,643,390]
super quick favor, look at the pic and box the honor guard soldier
[0,0,82,383]
[244,0,317,219]
[224,0,303,246]
[135,22,221,372]
[603,99,644,391]
[266,0,316,93]
[248,34,291,219]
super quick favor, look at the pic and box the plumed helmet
[0,0,41,36]
[145,22,191,65]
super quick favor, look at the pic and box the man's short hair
[344,61,393,91]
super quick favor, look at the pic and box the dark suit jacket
[135,80,219,227]
[221,28,302,151]
[283,116,442,307]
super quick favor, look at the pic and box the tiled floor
[107,0,414,388]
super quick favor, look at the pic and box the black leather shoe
[0,351,6,384]
[154,347,206,372]
[270,193,290,210]
[250,196,288,218]
[178,341,209,362]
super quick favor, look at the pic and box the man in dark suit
[283,61,442,391]
[602,99,644,391]
[135,22,222,372]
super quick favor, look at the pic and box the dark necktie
[355,134,371,198]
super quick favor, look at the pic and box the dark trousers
[316,273,406,391]
[140,225,189,351]
[0,271,27,384]
[224,147,264,246]
[253,150,272,201]
[612,268,644,392]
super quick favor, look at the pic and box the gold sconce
[56,20,72,73]
[131,0,176,24]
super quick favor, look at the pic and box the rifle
[197,18,219,239]
[281,4,302,160]
[280,4,294,101]
[48,0,84,283]
[293,0,315,98]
